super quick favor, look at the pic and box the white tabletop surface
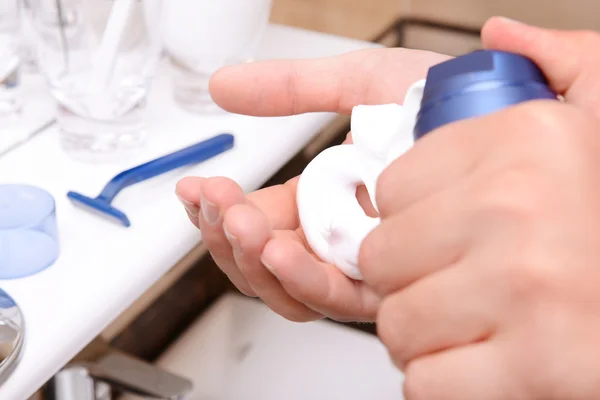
[0,24,377,400]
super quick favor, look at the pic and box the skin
[359,19,600,399]
[176,42,450,322]
[177,16,600,399]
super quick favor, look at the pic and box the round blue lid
[0,184,56,230]
[414,50,557,139]
[0,184,59,279]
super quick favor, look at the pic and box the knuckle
[510,101,568,140]
[472,172,559,303]
[509,102,588,151]
[503,253,554,303]
[376,296,413,365]
[474,169,543,227]
[285,61,300,115]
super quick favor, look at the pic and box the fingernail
[260,255,280,279]
[176,192,199,217]
[199,192,219,225]
[497,16,524,26]
[223,225,242,255]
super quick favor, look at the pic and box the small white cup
[163,0,272,114]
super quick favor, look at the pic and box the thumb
[481,16,600,116]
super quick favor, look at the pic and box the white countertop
[0,24,377,400]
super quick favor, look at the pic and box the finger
[481,16,600,117]
[246,177,300,230]
[223,204,322,322]
[261,237,380,322]
[374,94,537,217]
[177,176,300,295]
[179,130,356,228]
[377,266,498,368]
[178,176,300,230]
[402,343,516,400]
[375,116,487,217]
[175,177,203,227]
[194,177,255,296]
[360,185,470,295]
[209,48,450,116]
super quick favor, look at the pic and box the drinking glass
[163,0,272,114]
[24,0,164,163]
[0,0,23,120]
[18,0,39,73]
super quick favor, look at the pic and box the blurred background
[270,0,600,52]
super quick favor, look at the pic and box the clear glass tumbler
[0,0,23,121]
[24,0,164,163]
[17,0,39,73]
[163,0,272,114]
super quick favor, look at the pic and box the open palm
[175,46,449,322]
[178,13,566,321]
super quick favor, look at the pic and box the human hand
[358,17,600,399]
[176,47,449,322]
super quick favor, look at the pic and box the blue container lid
[0,184,59,279]
[414,50,557,139]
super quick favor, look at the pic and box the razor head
[67,191,131,227]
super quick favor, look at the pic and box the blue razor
[67,133,235,227]
[414,50,558,139]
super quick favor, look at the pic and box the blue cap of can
[414,50,558,139]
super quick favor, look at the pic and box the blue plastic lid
[414,50,557,139]
[0,184,59,279]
